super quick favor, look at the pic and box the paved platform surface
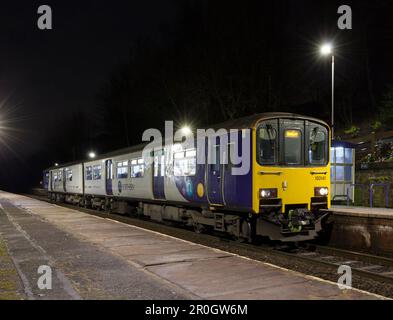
[331,205,393,219]
[0,191,385,300]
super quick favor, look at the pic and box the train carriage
[45,112,331,242]
[48,163,83,203]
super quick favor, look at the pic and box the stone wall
[329,213,393,256]
[355,162,393,207]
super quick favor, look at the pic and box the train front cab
[252,116,331,241]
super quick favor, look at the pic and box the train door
[105,159,113,195]
[207,137,224,205]
[62,168,66,192]
[153,149,166,199]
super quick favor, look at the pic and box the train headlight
[260,188,277,199]
[315,187,329,196]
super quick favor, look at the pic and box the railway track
[26,193,393,297]
[275,244,393,286]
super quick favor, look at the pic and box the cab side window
[307,125,328,165]
[257,121,278,165]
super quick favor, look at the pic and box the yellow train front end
[252,115,331,241]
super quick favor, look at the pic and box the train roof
[44,143,148,171]
[211,112,329,130]
[45,112,329,171]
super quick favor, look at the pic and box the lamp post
[320,43,335,140]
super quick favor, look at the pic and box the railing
[346,184,367,207]
[346,183,390,208]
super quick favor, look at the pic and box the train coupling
[256,209,329,242]
[286,208,315,232]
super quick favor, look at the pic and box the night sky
[0,1,177,154]
[0,0,392,192]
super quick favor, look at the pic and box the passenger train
[43,113,331,242]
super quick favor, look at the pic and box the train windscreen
[257,119,329,166]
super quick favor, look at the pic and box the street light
[320,42,335,139]
[320,43,332,55]
[181,126,192,136]
[88,151,96,159]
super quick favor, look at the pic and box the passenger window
[131,158,145,178]
[93,165,102,180]
[174,149,196,176]
[153,150,165,177]
[58,170,63,182]
[116,161,128,179]
[85,166,92,180]
[66,169,73,181]
[284,129,302,165]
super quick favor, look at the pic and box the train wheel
[83,198,90,209]
[193,223,206,234]
[242,214,257,244]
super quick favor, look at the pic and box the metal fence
[346,183,390,208]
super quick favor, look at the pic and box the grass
[0,239,22,300]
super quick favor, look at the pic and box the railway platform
[0,191,384,300]
[329,206,393,255]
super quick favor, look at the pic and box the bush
[344,125,360,138]
[371,120,382,131]
[368,176,390,183]
[379,83,393,128]
[361,141,393,163]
